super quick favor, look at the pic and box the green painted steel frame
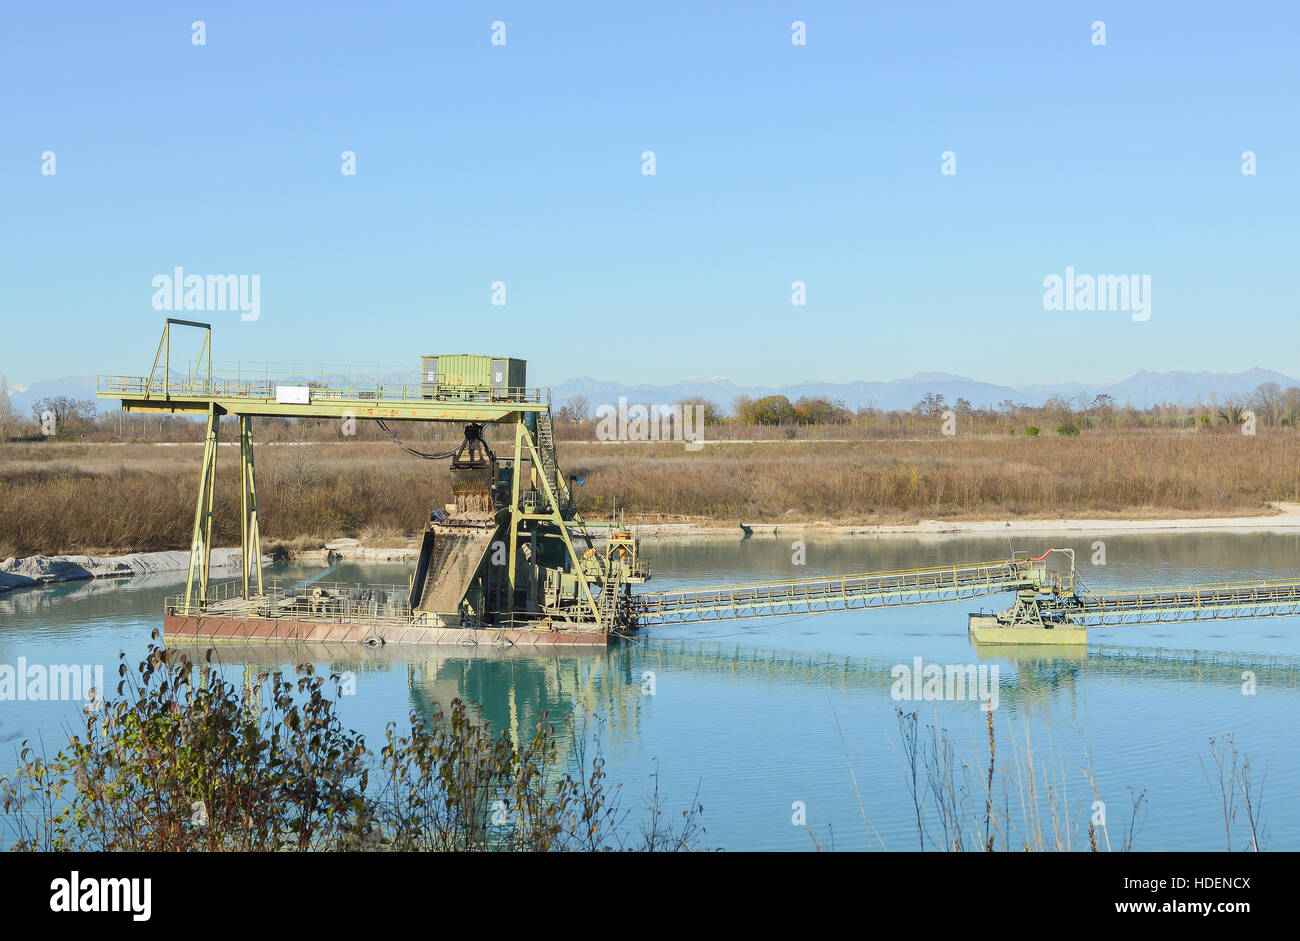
[113,324,600,628]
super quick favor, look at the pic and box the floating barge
[164,579,611,646]
[165,614,609,647]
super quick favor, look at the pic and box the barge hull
[164,615,608,647]
[967,614,1087,645]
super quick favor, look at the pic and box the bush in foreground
[1,641,706,852]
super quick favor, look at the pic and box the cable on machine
[375,419,460,460]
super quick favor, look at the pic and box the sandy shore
[7,504,1299,592]
[626,502,1300,539]
[301,504,1300,560]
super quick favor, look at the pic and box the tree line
[550,381,1300,431]
[6,378,1298,444]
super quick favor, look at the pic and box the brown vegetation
[4,425,1300,557]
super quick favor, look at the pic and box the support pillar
[520,423,602,625]
[506,418,523,612]
[184,404,220,612]
[239,414,263,599]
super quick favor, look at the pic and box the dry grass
[3,429,1300,556]
[566,430,1300,523]
[885,707,1152,852]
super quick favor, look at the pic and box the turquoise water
[3,532,1299,851]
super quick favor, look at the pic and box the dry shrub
[4,431,1300,555]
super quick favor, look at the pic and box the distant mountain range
[7,375,104,418]
[8,367,1299,418]
[549,367,1300,414]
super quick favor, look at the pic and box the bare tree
[915,392,946,416]
[675,396,722,424]
[1282,387,1300,426]
[31,394,98,438]
[1041,394,1074,426]
[0,375,13,444]
[1252,382,1282,425]
[560,394,590,423]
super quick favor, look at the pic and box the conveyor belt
[632,559,1036,625]
[1050,578,1300,625]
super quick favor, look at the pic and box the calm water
[3,532,1300,851]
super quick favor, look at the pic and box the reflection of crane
[405,648,643,747]
[168,638,1300,740]
[640,639,1300,699]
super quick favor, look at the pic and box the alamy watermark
[1,659,104,709]
[1042,267,1150,321]
[152,266,261,321]
[891,657,1000,711]
[50,871,151,921]
[595,397,704,451]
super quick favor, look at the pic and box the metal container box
[489,356,526,398]
[421,354,526,399]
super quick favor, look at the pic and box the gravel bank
[0,549,257,594]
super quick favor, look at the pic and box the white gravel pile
[0,548,252,594]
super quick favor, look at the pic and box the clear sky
[2,1,1296,390]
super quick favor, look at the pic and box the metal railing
[99,374,546,405]
[165,577,596,635]
[633,558,1035,624]
[1057,577,1300,625]
[167,578,415,624]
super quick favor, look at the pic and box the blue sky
[1,1,1296,390]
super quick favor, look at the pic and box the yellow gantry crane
[98,322,1300,648]
[99,320,645,641]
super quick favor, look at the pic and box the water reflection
[6,534,1300,849]
[167,634,1300,737]
[640,531,1300,587]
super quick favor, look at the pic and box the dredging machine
[99,320,646,646]
[98,321,1300,648]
